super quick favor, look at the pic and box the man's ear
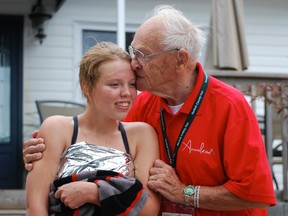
[178,57,184,65]
[177,48,187,66]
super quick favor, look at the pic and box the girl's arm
[131,122,161,215]
[54,181,100,208]
[26,116,68,216]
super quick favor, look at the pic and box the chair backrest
[35,100,86,123]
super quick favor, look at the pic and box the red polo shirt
[125,63,276,215]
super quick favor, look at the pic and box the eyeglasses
[128,46,179,67]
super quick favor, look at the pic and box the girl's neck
[79,111,119,134]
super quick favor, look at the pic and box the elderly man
[23,5,276,215]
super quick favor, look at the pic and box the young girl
[26,42,160,216]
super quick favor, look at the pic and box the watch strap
[183,185,195,206]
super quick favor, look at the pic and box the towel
[49,170,148,216]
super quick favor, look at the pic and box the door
[0,15,23,189]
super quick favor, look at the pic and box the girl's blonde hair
[79,41,131,97]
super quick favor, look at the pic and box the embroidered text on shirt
[182,140,214,155]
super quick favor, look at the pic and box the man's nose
[130,58,141,71]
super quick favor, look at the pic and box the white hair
[147,5,206,60]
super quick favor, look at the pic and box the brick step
[0,190,25,215]
[0,210,26,216]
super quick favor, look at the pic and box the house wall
[0,0,287,141]
[0,0,287,193]
[19,0,288,137]
[244,0,288,73]
[21,0,213,137]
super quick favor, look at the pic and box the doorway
[0,15,24,189]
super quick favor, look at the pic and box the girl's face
[89,58,137,120]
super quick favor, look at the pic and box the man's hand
[148,159,186,204]
[23,130,46,171]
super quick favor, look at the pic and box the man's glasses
[128,46,179,67]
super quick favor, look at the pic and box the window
[82,30,134,53]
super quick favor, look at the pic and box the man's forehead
[131,30,161,51]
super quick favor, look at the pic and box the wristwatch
[183,185,195,206]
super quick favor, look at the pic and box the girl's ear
[81,83,89,98]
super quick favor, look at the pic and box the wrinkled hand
[23,130,45,171]
[148,159,185,204]
[55,181,99,209]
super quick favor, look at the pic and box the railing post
[265,88,274,168]
[250,85,257,112]
[281,90,288,201]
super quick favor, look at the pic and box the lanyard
[160,72,209,168]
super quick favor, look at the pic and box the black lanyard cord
[160,72,209,168]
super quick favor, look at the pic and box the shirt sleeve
[222,100,276,206]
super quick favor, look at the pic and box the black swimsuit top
[71,116,130,154]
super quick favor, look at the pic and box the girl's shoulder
[121,121,155,133]
[38,115,75,150]
[39,115,75,139]
[121,121,158,146]
[40,115,74,128]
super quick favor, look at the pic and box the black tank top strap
[71,116,78,145]
[118,121,130,154]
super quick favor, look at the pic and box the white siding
[244,0,288,73]
[0,0,287,193]
[19,0,213,135]
[0,0,287,143]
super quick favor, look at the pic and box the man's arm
[194,185,269,210]
[148,159,270,210]
[23,130,46,171]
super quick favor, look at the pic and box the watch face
[184,186,195,195]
